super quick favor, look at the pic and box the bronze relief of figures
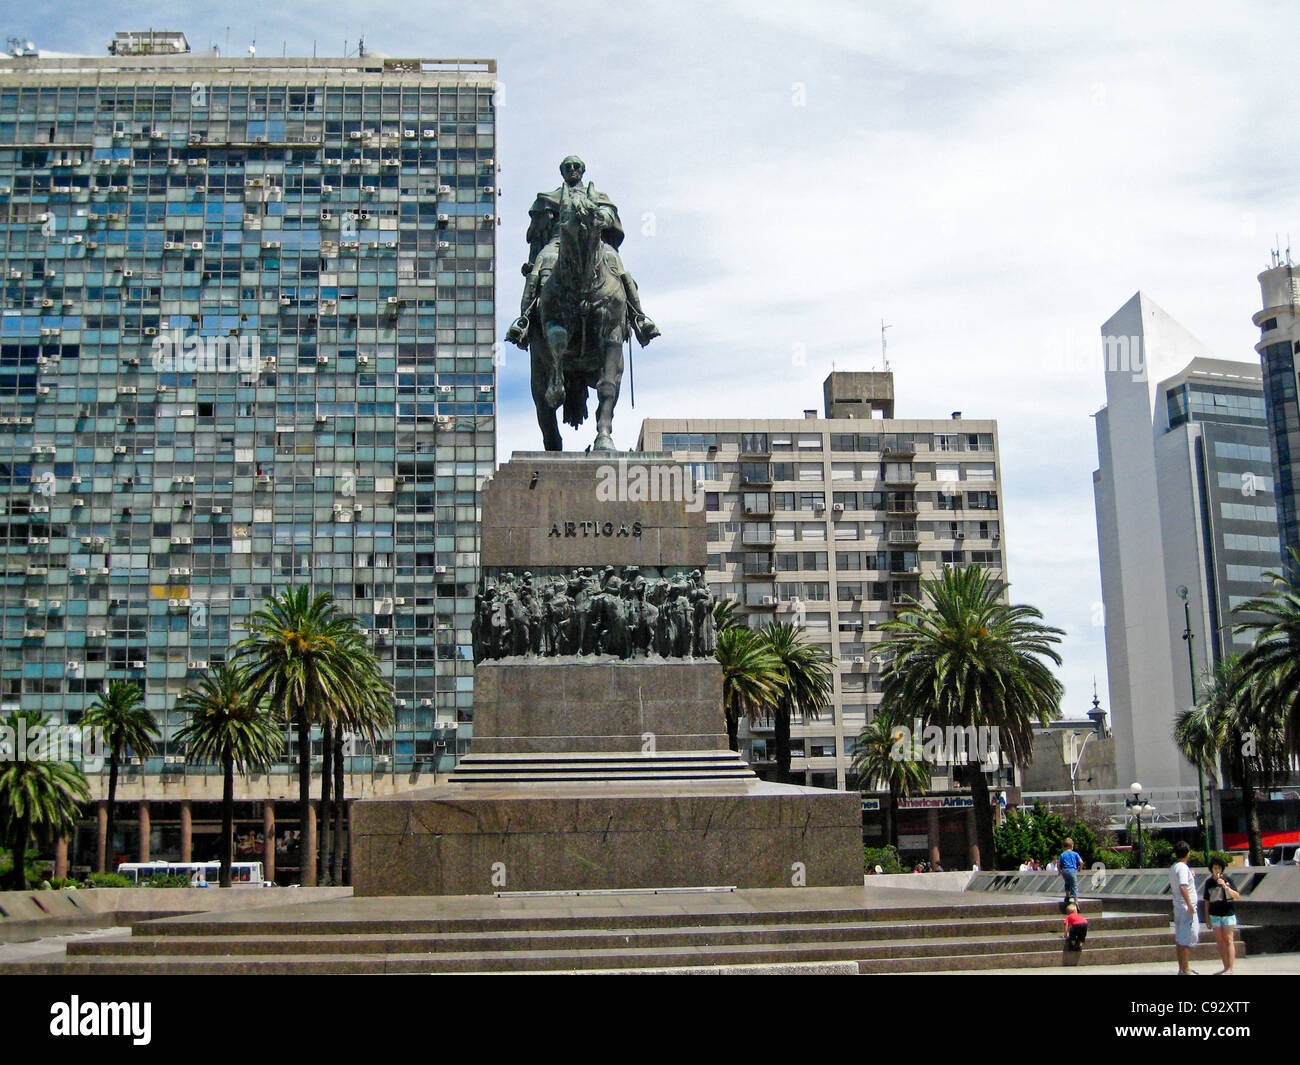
[472,567,715,663]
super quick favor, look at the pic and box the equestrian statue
[505,156,660,452]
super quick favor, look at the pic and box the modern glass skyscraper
[0,34,497,871]
[1254,260,1300,571]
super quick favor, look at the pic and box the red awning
[1222,829,1300,850]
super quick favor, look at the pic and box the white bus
[116,860,270,887]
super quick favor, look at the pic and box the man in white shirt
[1169,840,1199,974]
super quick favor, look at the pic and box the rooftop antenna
[881,319,892,373]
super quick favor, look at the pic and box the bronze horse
[528,189,627,452]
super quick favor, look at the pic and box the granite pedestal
[350,453,863,896]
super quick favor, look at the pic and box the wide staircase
[0,887,1232,974]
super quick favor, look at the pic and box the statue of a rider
[505,155,660,349]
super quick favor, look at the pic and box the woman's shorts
[1209,914,1237,928]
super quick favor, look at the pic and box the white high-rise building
[1094,293,1282,797]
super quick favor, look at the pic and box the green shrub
[85,872,132,888]
[1144,839,1174,868]
[864,845,903,875]
[1189,850,1233,869]
[1094,849,1128,869]
[143,873,193,888]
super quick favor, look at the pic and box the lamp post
[1177,585,1212,853]
[1126,782,1155,868]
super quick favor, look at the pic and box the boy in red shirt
[1064,902,1088,951]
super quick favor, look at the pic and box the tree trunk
[774,702,792,783]
[333,735,347,885]
[10,815,31,889]
[967,754,997,871]
[886,786,898,850]
[1241,759,1264,867]
[102,750,119,873]
[318,721,333,886]
[297,711,316,886]
[725,708,739,753]
[219,753,234,888]
[332,737,346,884]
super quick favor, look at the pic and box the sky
[29,1,1300,720]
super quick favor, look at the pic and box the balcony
[886,497,918,515]
[888,526,920,544]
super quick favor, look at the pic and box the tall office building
[1094,293,1282,797]
[1254,260,1300,569]
[639,371,1010,799]
[0,33,497,872]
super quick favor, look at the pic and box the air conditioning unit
[279,296,293,307]
[316,355,329,365]
[130,660,145,669]
[419,698,433,708]
[190,241,204,251]
[374,755,392,769]
[386,296,400,305]
[437,384,452,394]
[23,598,40,609]
[852,656,866,665]
[163,241,178,251]
[812,501,826,511]
[992,532,1001,541]
[171,536,193,545]
[352,503,363,513]
[954,531,965,539]
[143,327,158,337]
[423,129,436,138]
[262,240,281,250]
[832,503,845,512]
[168,598,191,607]
[188,660,208,670]
[113,444,128,454]
[28,536,49,545]
[760,595,777,606]
[71,567,87,576]
[357,355,369,365]
[122,269,134,278]
[88,629,107,638]
[170,567,192,576]
[478,385,492,394]
[434,565,448,575]
[212,506,224,514]
[316,414,328,423]
[320,211,333,221]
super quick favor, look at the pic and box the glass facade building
[1254,262,1300,570]
[0,37,498,810]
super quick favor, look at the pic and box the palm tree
[758,622,835,783]
[172,666,283,887]
[716,625,784,752]
[81,680,158,872]
[875,565,1063,870]
[235,587,382,886]
[850,709,929,848]
[319,628,392,884]
[1176,654,1289,867]
[0,710,90,889]
[1235,548,1300,756]
[712,596,740,636]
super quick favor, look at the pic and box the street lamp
[1177,585,1212,853]
[1126,782,1155,868]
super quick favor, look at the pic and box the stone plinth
[467,657,728,755]
[350,779,863,896]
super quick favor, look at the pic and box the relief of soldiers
[473,566,715,663]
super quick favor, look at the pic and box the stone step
[69,912,1170,957]
[858,941,1232,974]
[0,928,1223,976]
[135,898,1069,937]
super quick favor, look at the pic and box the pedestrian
[1170,840,1200,974]
[1063,902,1089,951]
[1201,857,1241,975]
[1058,837,1082,908]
